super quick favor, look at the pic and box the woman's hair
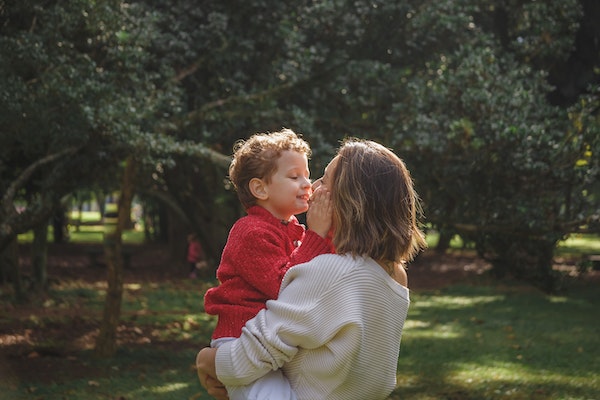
[330,138,427,263]
[229,128,311,208]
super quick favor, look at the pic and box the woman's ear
[249,177,269,200]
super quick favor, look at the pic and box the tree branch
[2,147,80,215]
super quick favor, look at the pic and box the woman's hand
[196,347,229,400]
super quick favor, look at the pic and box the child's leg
[189,262,197,278]
[228,370,297,400]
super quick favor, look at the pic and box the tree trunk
[52,208,66,243]
[435,227,454,254]
[93,231,124,357]
[0,239,24,301]
[75,200,84,232]
[167,207,188,267]
[95,191,106,223]
[94,157,137,358]
[32,222,49,291]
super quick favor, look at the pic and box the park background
[1,0,599,399]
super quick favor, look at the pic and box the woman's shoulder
[289,253,359,279]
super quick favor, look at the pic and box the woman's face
[312,155,339,193]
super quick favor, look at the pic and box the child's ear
[249,178,269,200]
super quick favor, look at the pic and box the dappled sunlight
[405,323,462,339]
[0,331,32,347]
[447,361,599,397]
[558,234,600,254]
[451,360,535,382]
[51,279,97,290]
[124,283,142,291]
[403,319,431,329]
[396,282,599,399]
[548,295,569,303]
[411,294,505,310]
[5,238,597,399]
[143,381,189,394]
[73,329,98,351]
[396,358,599,399]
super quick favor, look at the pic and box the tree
[2,0,598,350]
[0,0,211,353]
[387,1,599,290]
[156,0,598,291]
[95,157,136,357]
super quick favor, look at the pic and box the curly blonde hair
[229,128,311,209]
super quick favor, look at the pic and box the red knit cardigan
[204,205,334,339]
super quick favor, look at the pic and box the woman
[196,138,427,400]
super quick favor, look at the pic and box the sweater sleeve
[288,229,334,266]
[215,254,356,386]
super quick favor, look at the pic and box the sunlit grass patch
[4,251,598,399]
[556,233,600,256]
[393,283,600,399]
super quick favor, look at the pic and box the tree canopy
[1,0,599,291]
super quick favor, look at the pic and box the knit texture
[215,253,410,400]
[204,206,334,339]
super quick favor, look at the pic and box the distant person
[187,233,207,279]
[202,128,334,400]
[196,138,427,400]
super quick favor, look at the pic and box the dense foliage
[0,0,181,247]
[1,0,599,291]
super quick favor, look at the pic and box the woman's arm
[214,255,351,386]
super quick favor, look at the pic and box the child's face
[260,150,311,221]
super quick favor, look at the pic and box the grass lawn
[393,282,599,399]
[17,210,145,244]
[2,233,599,399]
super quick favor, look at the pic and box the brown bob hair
[330,138,427,263]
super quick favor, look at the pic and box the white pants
[211,338,297,400]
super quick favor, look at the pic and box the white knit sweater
[215,253,410,400]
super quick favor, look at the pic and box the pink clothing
[187,239,204,263]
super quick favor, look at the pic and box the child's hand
[196,347,229,400]
[306,187,332,239]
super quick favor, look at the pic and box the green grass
[6,227,599,399]
[391,283,599,399]
[0,279,215,400]
[2,274,598,399]
[426,231,600,258]
[2,347,203,400]
[17,210,145,244]
[556,233,600,257]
